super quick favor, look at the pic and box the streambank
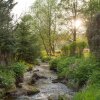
[5,63,75,100]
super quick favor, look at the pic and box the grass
[73,85,100,100]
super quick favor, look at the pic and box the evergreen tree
[0,0,16,66]
[15,15,40,63]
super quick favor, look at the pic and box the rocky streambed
[5,63,75,100]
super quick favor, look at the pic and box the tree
[82,0,100,22]
[58,0,85,56]
[15,15,40,63]
[0,0,16,66]
[31,0,58,56]
[59,0,81,41]
[87,13,100,59]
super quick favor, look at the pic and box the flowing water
[6,63,75,100]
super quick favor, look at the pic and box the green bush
[51,56,99,89]
[88,70,100,85]
[69,42,76,56]
[61,45,69,56]
[0,70,15,89]
[73,85,100,100]
[57,57,76,78]
[64,57,99,89]
[50,58,61,71]
[76,41,87,57]
[61,41,87,57]
[50,55,100,99]
[12,62,27,77]
[41,56,52,62]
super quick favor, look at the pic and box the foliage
[16,15,41,63]
[41,56,52,62]
[76,41,87,57]
[50,56,99,89]
[0,0,16,65]
[61,45,69,56]
[61,41,87,57]
[57,57,76,77]
[0,69,15,89]
[88,70,100,85]
[50,57,61,71]
[83,0,100,21]
[73,85,100,100]
[12,62,27,77]
[31,0,58,56]
[69,42,76,56]
[70,58,98,88]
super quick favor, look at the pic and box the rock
[58,94,73,100]
[5,85,17,96]
[33,69,39,73]
[0,88,5,98]
[0,84,5,89]
[27,67,33,72]
[52,79,59,83]
[52,78,68,84]
[18,96,31,100]
[50,67,57,72]
[18,83,24,88]
[30,73,47,84]
[16,76,24,87]
[48,94,58,100]
[23,85,40,96]
[0,78,6,88]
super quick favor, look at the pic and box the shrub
[0,70,15,89]
[88,69,100,85]
[61,45,69,56]
[76,41,87,57]
[26,63,34,71]
[69,42,76,56]
[12,62,27,77]
[50,58,61,71]
[57,57,76,75]
[52,56,99,89]
[41,56,52,62]
[67,57,99,88]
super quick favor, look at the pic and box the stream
[6,63,75,100]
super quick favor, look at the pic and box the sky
[12,0,35,19]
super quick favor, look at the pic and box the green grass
[73,85,100,100]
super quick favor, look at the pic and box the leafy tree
[31,0,58,56]
[58,0,85,56]
[82,0,100,22]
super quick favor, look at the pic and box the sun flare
[73,19,82,28]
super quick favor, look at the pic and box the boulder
[5,85,17,96]
[23,85,40,96]
[48,94,58,100]
[52,79,60,83]
[16,76,24,87]
[30,73,47,84]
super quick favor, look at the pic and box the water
[6,63,74,100]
